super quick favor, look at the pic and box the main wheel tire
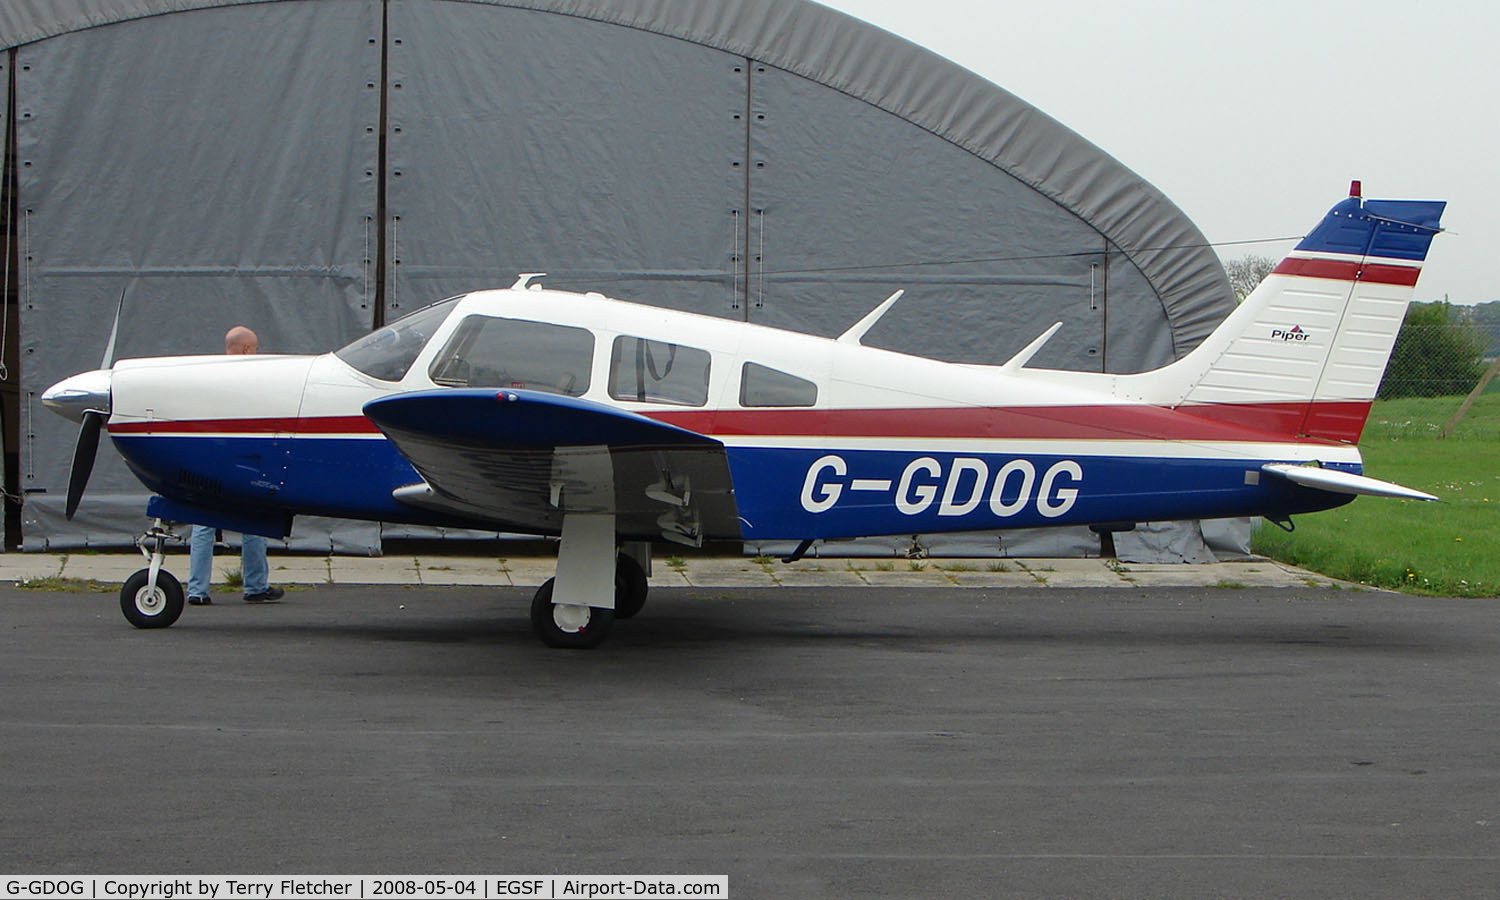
[614,554,649,620]
[120,568,185,629]
[530,577,615,649]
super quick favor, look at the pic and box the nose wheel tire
[530,577,616,649]
[120,567,185,629]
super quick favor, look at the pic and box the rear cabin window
[608,336,712,406]
[740,362,817,407]
[429,315,594,396]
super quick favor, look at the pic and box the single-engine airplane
[42,186,1444,647]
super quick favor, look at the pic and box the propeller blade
[64,411,104,520]
[101,285,127,368]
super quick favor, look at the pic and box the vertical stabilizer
[1163,189,1444,442]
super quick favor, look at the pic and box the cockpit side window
[608,336,712,406]
[428,315,594,396]
[740,362,817,407]
[334,298,460,382]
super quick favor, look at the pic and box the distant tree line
[1225,254,1276,302]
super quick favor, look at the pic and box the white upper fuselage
[101,282,1366,464]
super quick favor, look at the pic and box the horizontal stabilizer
[1262,463,1437,501]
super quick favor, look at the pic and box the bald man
[224,325,259,355]
[186,325,284,605]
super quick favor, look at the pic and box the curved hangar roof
[1,0,1232,362]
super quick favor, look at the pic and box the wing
[363,388,741,544]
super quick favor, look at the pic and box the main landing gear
[120,519,185,629]
[529,514,651,650]
[529,553,649,649]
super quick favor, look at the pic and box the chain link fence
[1378,302,1498,401]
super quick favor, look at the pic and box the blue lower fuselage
[111,432,1354,540]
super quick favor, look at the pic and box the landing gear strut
[120,519,184,628]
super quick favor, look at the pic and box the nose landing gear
[120,519,185,628]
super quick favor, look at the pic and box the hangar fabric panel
[0,0,1244,559]
[741,62,1174,371]
[385,2,746,317]
[10,1,381,549]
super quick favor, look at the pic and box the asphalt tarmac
[3,582,1497,898]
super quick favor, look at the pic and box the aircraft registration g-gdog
[42,185,1444,648]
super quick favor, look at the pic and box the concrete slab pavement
[2,549,1344,592]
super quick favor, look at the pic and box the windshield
[334,298,461,382]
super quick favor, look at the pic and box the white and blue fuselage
[98,290,1362,543]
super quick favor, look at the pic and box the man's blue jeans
[187,525,269,598]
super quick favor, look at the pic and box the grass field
[1251,393,1500,597]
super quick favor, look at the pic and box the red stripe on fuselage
[108,401,1372,445]
[652,400,1371,444]
[1272,257,1420,286]
[109,415,378,435]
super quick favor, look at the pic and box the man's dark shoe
[188,595,212,606]
[244,587,285,603]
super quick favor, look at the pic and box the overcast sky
[820,0,1497,304]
